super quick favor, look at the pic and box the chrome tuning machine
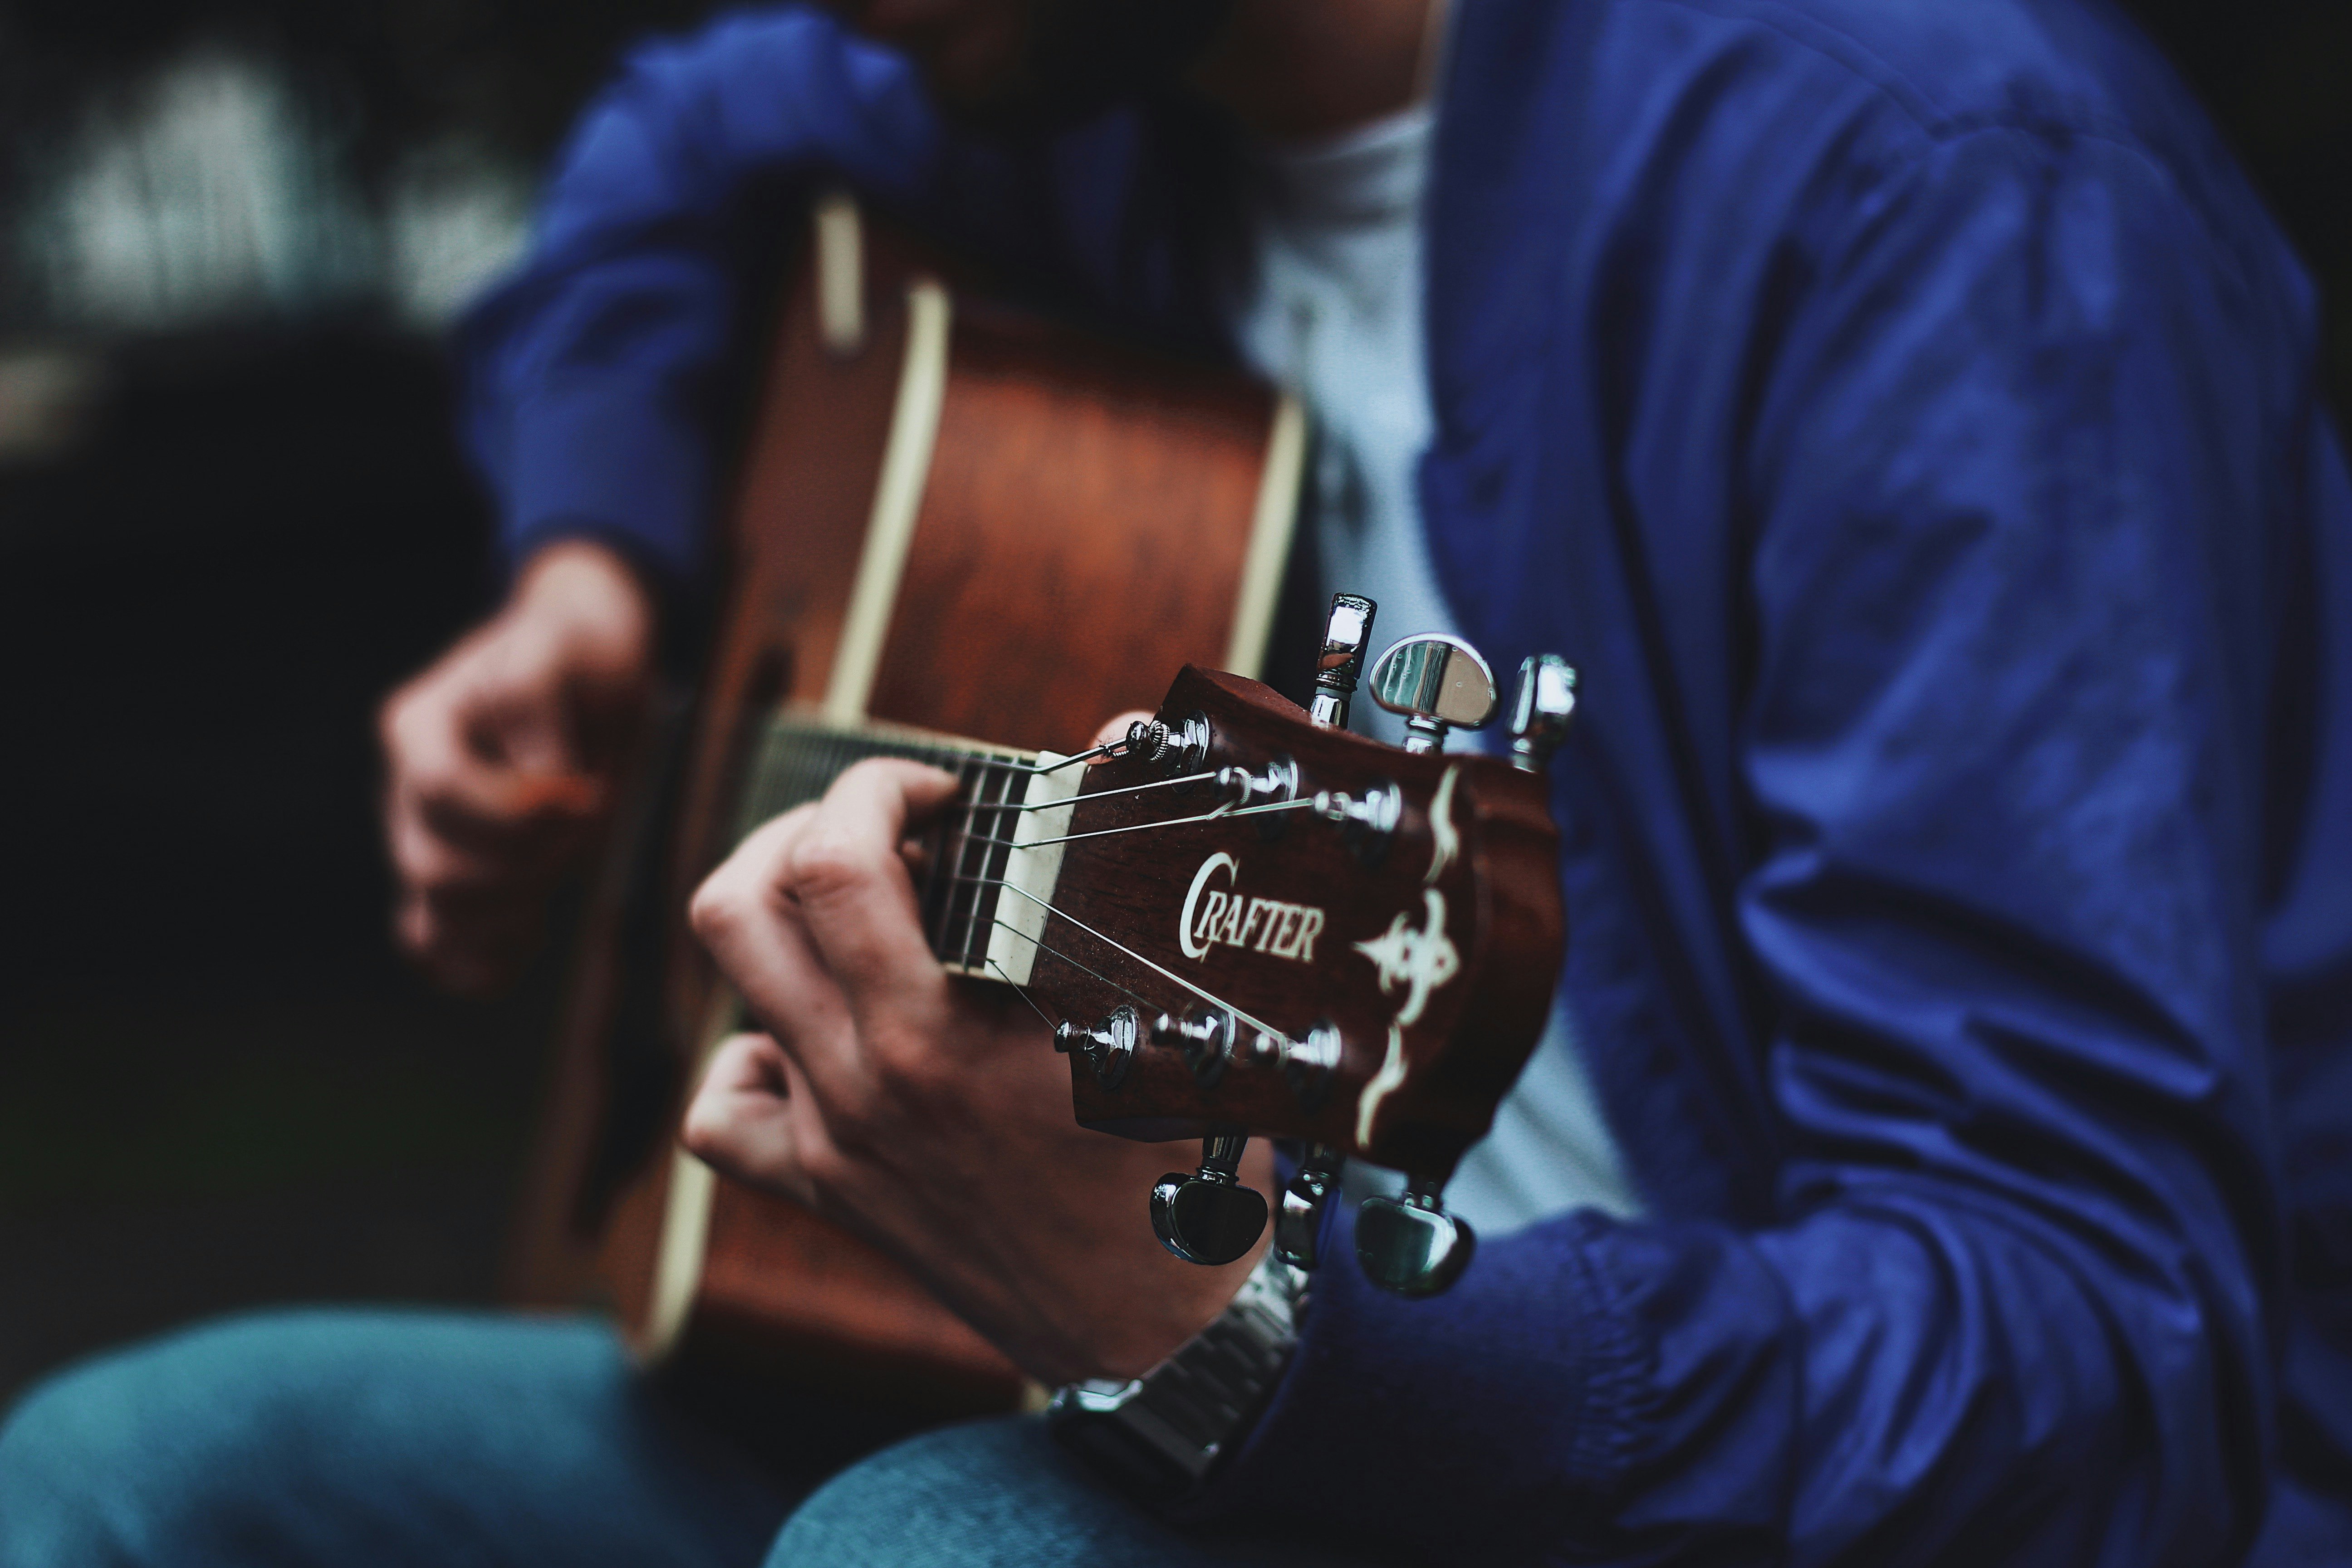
[1311,779,1401,866]
[1311,594,1378,729]
[1367,634,1500,754]
[1273,1142,1346,1270]
[1356,1174,1477,1297]
[1150,1129,1267,1266]
[1152,1009,1234,1088]
[1053,1006,1136,1089]
[1217,757,1300,839]
[1508,653,1577,773]
[1123,713,1211,778]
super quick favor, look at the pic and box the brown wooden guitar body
[505,202,1303,1416]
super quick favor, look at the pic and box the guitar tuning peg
[1053,1006,1136,1089]
[1150,1129,1267,1266]
[1356,1174,1476,1297]
[1310,594,1378,728]
[1508,654,1578,773]
[1367,634,1499,754]
[1152,1010,1234,1087]
[1273,1143,1346,1270]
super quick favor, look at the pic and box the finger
[783,759,961,1000]
[680,1032,830,1210]
[395,871,551,988]
[414,765,604,862]
[385,784,591,996]
[387,799,515,900]
[387,674,606,858]
[690,805,857,1057]
[467,643,573,777]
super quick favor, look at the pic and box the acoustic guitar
[505,194,1306,1416]
[505,196,1574,1426]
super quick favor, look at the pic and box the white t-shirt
[1230,105,1644,1234]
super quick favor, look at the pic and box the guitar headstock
[1012,598,1576,1295]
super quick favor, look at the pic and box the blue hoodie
[459,3,2352,1560]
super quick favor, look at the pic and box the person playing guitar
[6,0,2351,1564]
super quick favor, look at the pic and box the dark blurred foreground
[0,327,545,1401]
[1,0,2348,1410]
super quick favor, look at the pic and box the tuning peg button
[1368,635,1499,754]
[1152,1009,1234,1088]
[1311,595,1379,728]
[1356,1176,1477,1297]
[1508,654,1578,773]
[1282,1021,1343,1112]
[1124,713,1212,778]
[1274,1144,1345,1270]
[1311,781,1401,867]
[1150,1130,1267,1266]
[1053,1006,1136,1089]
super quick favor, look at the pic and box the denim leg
[0,1308,801,1568]
[767,1416,1382,1568]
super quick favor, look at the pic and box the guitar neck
[733,710,1081,980]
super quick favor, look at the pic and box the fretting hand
[682,752,1271,1385]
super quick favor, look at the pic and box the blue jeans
[0,1310,1366,1568]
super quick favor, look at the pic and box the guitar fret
[727,714,1045,972]
[926,757,983,964]
[940,761,981,965]
[947,757,1002,965]
[957,760,1018,970]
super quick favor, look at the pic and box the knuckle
[686,874,735,944]
[784,826,874,903]
[678,1100,727,1164]
[687,863,764,949]
[870,1028,946,1101]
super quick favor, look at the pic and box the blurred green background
[1,0,2347,1408]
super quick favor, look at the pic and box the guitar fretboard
[732,712,1058,976]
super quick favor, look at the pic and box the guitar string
[929,760,1243,965]
[954,760,1021,969]
[931,755,976,959]
[745,742,1331,902]
[763,733,1117,780]
[938,862,1318,1047]
[756,726,1222,810]
[982,923,1164,1022]
[749,731,1232,871]
[931,758,1172,954]
[953,767,1219,814]
[944,755,1009,962]
[943,794,1323,856]
[992,880,1287,1046]
[986,957,1062,1032]
[745,736,1342,1039]
[908,789,1338,960]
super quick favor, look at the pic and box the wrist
[1048,1251,1307,1504]
[511,539,657,675]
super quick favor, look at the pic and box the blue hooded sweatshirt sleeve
[456,9,941,593]
[455,5,1231,597]
[1193,1,2352,1563]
